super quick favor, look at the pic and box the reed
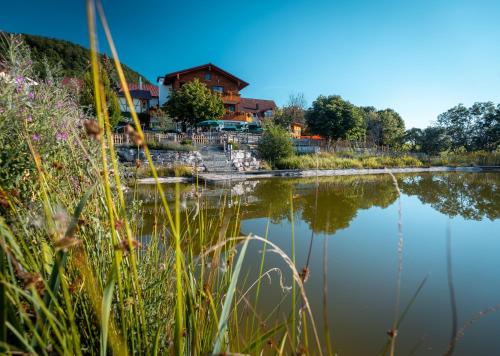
[0,2,315,354]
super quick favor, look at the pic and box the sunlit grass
[276,152,424,170]
[0,1,320,354]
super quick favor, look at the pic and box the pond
[137,172,500,355]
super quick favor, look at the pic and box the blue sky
[2,0,500,128]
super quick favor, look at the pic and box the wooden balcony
[222,111,253,122]
[221,91,241,104]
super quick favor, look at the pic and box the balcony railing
[223,111,253,122]
[221,91,241,103]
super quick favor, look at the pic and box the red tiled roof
[163,63,249,90]
[239,98,277,114]
[120,83,159,97]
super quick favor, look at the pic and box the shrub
[0,36,98,203]
[257,123,293,166]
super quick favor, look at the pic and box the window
[226,104,235,112]
[264,110,273,117]
[204,73,211,81]
[212,86,224,93]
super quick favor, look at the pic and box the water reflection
[399,173,499,220]
[136,172,499,235]
[135,172,500,355]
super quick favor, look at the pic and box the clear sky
[2,0,500,128]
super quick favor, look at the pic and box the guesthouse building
[157,63,276,123]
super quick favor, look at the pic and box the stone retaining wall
[117,148,205,171]
[230,150,260,171]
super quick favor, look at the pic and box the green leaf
[101,270,116,356]
[212,238,250,354]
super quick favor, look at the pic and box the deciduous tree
[274,92,307,128]
[305,95,365,141]
[166,78,225,128]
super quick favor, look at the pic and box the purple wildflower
[56,132,69,141]
[31,133,40,141]
[27,115,33,122]
[15,76,24,85]
[27,92,35,100]
[56,101,64,109]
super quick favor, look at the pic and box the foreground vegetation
[0,20,321,355]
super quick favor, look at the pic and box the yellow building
[291,122,303,138]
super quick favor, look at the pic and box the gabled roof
[119,83,159,97]
[163,63,249,90]
[119,89,152,100]
[239,98,277,114]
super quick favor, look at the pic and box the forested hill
[1,32,151,84]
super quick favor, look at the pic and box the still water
[138,172,500,355]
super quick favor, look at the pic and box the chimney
[139,76,143,90]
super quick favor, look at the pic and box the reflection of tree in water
[136,172,500,240]
[298,176,398,234]
[399,173,500,221]
[246,179,294,223]
[244,176,399,234]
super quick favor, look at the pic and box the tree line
[405,103,500,154]
[275,94,405,147]
[275,94,499,154]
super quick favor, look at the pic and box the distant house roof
[120,89,152,100]
[239,98,277,115]
[120,83,159,97]
[162,63,249,90]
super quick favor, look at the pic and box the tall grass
[426,151,500,167]
[276,152,424,170]
[0,2,318,354]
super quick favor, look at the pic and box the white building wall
[119,97,145,113]
[157,77,172,106]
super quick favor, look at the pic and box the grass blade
[101,271,116,356]
[213,238,250,354]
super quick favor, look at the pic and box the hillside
[0,32,151,84]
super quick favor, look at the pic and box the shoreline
[136,166,499,185]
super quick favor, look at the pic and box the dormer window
[204,73,211,81]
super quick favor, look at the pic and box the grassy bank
[276,152,424,169]
[425,151,500,167]
[273,151,500,170]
